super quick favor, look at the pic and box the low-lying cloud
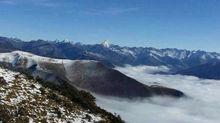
[95,66,220,123]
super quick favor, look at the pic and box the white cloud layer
[95,66,220,123]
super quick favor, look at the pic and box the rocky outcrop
[0,77,7,85]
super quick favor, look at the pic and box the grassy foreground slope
[0,67,124,123]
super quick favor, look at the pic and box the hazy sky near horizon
[0,0,220,52]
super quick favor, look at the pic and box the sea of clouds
[95,66,220,123]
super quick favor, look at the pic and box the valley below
[94,66,220,123]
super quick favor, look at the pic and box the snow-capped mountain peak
[101,40,110,48]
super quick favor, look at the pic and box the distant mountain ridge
[1,36,220,73]
[78,43,220,71]
[177,61,220,80]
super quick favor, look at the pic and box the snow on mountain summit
[101,40,110,48]
[0,51,97,69]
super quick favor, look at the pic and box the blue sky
[0,0,220,52]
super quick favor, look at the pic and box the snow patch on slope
[0,51,97,69]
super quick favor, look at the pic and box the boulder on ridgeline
[0,77,7,85]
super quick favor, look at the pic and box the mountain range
[0,36,219,79]
[177,61,220,80]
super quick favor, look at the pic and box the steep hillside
[0,51,184,98]
[65,61,184,98]
[0,67,124,123]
